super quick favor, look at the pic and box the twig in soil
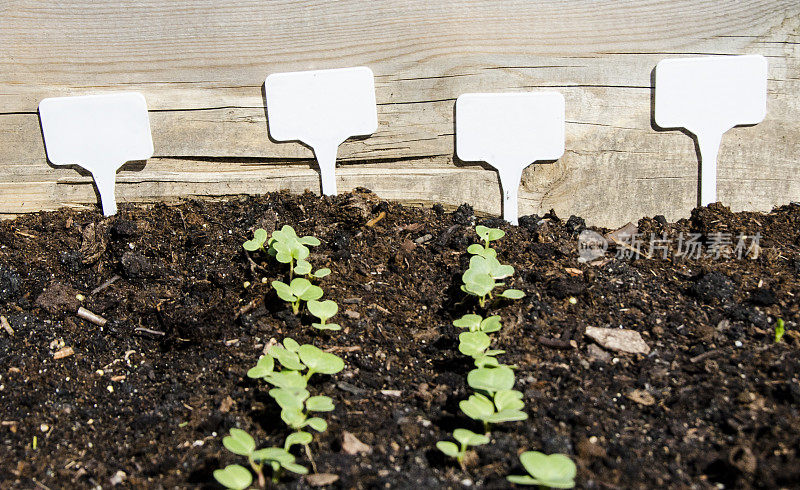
[31,479,51,490]
[76,307,108,327]
[538,336,575,350]
[134,327,166,336]
[365,211,386,227]
[91,275,120,295]
[14,230,36,239]
[235,299,260,318]
[325,345,361,353]
[1,316,14,336]
[243,250,267,275]
[689,349,721,364]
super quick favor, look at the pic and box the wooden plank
[0,1,798,226]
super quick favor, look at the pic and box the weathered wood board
[1,1,798,226]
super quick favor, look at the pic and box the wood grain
[1,1,798,226]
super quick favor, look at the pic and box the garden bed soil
[1,190,799,489]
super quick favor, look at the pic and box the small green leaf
[282,461,309,475]
[453,428,489,447]
[264,370,308,390]
[486,409,528,423]
[306,395,335,412]
[312,322,342,331]
[289,278,324,301]
[474,355,501,368]
[467,255,492,275]
[775,318,785,343]
[313,268,331,279]
[273,225,298,241]
[222,428,255,456]
[271,280,297,303]
[518,451,577,488]
[458,331,491,357]
[459,393,495,421]
[467,244,486,255]
[480,315,502,332]
[252,447,294,464]
[285,431,313,449]
[269,387,309,412]
[476,225,505,242]
[281,408,307,428]
[453,314,483,331]
[462,270,496,297]
[294,259,312,276]
[506,475,539,485]
[214,464,253,490]
[486,256,514,279]
[268,344,305,371]
[494,389,525,412]
[436,441,460,458]
[501,289,525,300]
[299,236,320,246]
[243,229,268,252]
[467,366,516,393]
[281,337,299,352]
[304,417,328,432]
[298,345,345,375]
[247,355,275,378]
[272,240,294,264]
[307,299,338,323]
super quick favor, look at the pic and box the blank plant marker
[264,67,378,196]
[38,93,154,216]
[655,55,767,206]
[456,92,565,225]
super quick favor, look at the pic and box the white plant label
[264,66,378,196]
[456,92,565,225]
[655,55,767,206]
[38,92,154,216]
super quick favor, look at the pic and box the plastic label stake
[38,93,154,216]
[264,66,378,196]
[655,55,767,206]
[456,92,565,225]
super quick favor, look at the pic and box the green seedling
[775,318,785,343]
[244,225,325,280]
[308,299,341,331]
[216,428,308,487]
[506,451,577,488]
[272,277,324,315]
[461,255,524,307]
[453,314,502,333]
[284,431,313,451]
[461,366,528,428]
[247,339,344,437]
[474,225,506,250]
[249,339,345,381]
[458,331,505,368]
[269,225,320,279]
[270,387,332,432]
[437,428,490,467]
[243,228,269,252]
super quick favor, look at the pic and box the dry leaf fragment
[585,326,650,355]
[306,473,339,486]
[342,431,372,455]
[626,389,656,406]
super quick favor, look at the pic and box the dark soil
[1,190,798,489]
